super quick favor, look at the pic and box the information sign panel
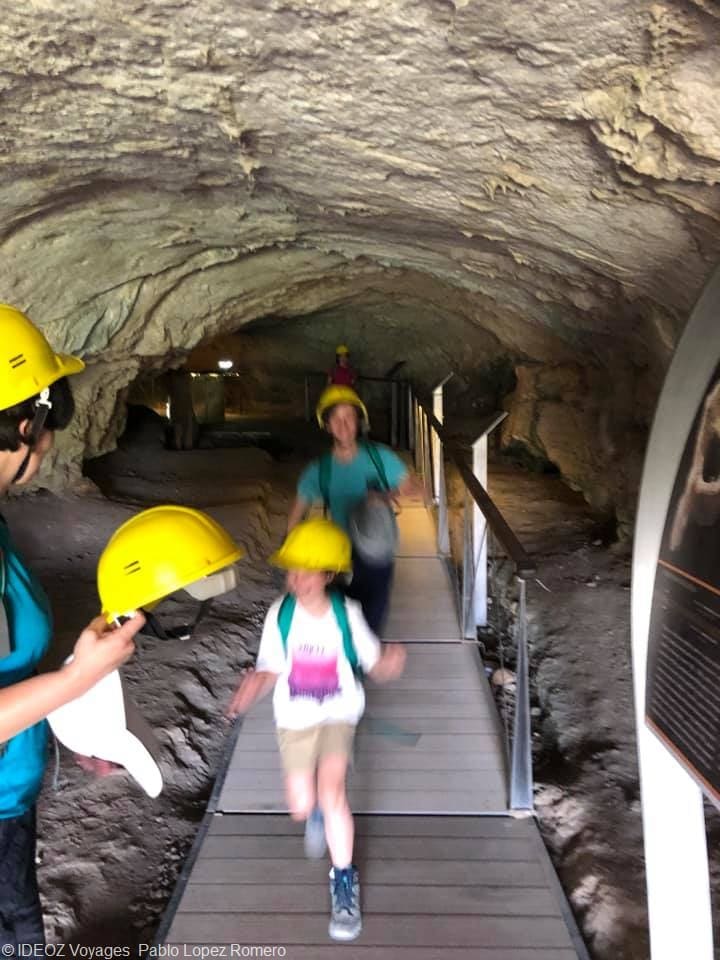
[646,364,720,803]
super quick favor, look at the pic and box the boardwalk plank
[221,769,507,793]
[240,714,497,732]
[206,814,531,839]
[222,750,504,772]
[167,913,573,948]
[229,734,500,752]
[186,856,548,886]
[370,676,491,690]
[179,882,560,915]
[219,789,508,814]
[197,835,535,861]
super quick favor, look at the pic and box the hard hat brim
[56,353,86,378]
[269,549,352,574]
[0,352,86,410]
[184,565,239,600]
[316,400,369,428]
[102,545,244,621]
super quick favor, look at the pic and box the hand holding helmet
[48,506,245,797]
[63,613,145,698]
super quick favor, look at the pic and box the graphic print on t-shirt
[288,644,341,703]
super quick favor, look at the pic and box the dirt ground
[3,417,716,958]
[487,465,648,960]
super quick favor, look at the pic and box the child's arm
[227,598,286,718]
[368,644,406,684]
[227,669,278,718]
[346,599,407,684]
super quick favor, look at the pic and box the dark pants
[345,551,394,636]
[0,809,44,953]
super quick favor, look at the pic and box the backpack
[277,590,362,678]
[318,441,391,514]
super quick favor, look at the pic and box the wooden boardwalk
[158,500,588,958]
[386,502,459,642]
[164,814,583,957]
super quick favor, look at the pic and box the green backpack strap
[277,593,296,655]
[277,590,362,678]
[329,590,361,677]
[362,441,390,492]
[318,453,332,519]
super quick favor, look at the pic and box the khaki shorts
[276,723,356,774]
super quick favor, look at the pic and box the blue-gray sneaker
[304,806,327,859]
[328,865,362,941]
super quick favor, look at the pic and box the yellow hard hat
[0,304,85,410]
[316,385,368,427]
[270,518,352,573]
[336,344,350,356]
[98,505,244,620]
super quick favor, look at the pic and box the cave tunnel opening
[82,267,634,545]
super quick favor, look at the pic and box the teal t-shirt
[298,443,408,531]
[0,521,53,818]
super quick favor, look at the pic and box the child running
[227,517,405,941]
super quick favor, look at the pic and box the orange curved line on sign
[658,558,720,599]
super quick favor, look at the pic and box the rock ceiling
[2,0,719,516]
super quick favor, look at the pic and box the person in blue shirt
[0,305,143,952]
[287,385,422,634]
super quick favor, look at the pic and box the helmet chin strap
[11,388,52,485]
[114,599,212,643]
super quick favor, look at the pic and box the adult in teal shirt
[0,305,143,952]
[288,386,419,634]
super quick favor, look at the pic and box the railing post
[413,398,421,474]
[462,489,473,637]
[472,432,489,629]
[430,375,452,556]
[436,437,450,556]
[422,410,433,503]
[408,386,415,454]
[415,402,421,472]
[431,375,452,503]
[510,577,533,812]
[391,381,399,448]
[402,382,411,450]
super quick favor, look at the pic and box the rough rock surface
[3,0,720,515]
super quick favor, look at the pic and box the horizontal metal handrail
[415,396,536,578]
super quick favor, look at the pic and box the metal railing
[410,384,536,813]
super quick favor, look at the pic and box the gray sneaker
[328,866,362,941]
[304,807,327,859]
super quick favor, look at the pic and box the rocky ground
[485,464,648,960]
[4,416,717,959]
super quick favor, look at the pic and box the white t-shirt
[256,595,381,730]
